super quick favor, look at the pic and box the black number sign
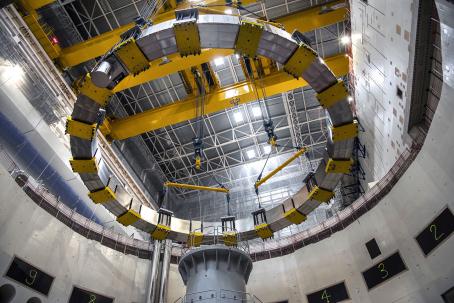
[69,286,114,303]
[416,207,454,256]
[5,256,54,295]
[307,281,350,303]
[362,251,407,290]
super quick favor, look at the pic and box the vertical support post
[147,240,162,303]
[158,239,172,303]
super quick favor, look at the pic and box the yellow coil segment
[316,80,349,109]
[66,117,96,140]
[117,209,141,226]
[88,187,116,204]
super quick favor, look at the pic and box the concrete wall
[0,165,151,303]
[351,0,417,182]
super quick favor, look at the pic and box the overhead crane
[56,0,348,67]
[100,54,348,141]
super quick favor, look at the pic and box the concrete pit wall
[0,165,151,303]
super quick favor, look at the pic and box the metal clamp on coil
[151,208,173,240]
[117,199,142,226]
[282,199,307,225]
[304,172,334,203]
[221,216,238,246]
[174,8,201,57]
[252,208,273,239]
[284,30,317,79]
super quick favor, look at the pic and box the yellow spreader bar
[164,182,229,193]
[255,148,306,188]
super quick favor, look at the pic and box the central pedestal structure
[178,246,253,302]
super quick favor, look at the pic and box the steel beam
[165,182,229,193]
[102,54,348,140]
[57,0,346,67]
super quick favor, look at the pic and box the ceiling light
[263,145,271,154]
[340,35,351,45]
[214,57,224,66]
[247,149,256,159]
[235,54,240,59]
[252,106,262,118]
[234,111,243,123]
[3,64,24,83]
[348,96,354,102]
[225,8,233,14]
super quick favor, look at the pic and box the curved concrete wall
[0,165,150,303]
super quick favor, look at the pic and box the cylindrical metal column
[146,239,162,303]
[178,246,253,302]
[158,239,172,303]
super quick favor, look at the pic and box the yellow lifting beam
[165,182,229,193]
[113,49,233,93]
[102,54,348,140]
[57,0,346,67]
[255,148,306,189]
[18,0,55,11]
[117,209,141,226]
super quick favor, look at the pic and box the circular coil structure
[67,12,356,244]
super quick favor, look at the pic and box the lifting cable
[193,68,206,170]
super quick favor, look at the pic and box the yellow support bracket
[88,187,116,204]
[283,208,307,225]
[65,117,96,140]
[235,20,264,57]
[284,43,317,79]
[151,224,171,240]
[325,158,354,174]
[174,20,201,57]
[114,38,149,75]
[255,148,306,188]
[316,80,349,108]
[307,186,334,203]
[69,158,97,174]
[165,182,229,193]
[188,231,204,247]
[331,120,358,142]
[77,74,113,107]
[254,223,273,239]
[117,209,142,226]
[223,231,238,246]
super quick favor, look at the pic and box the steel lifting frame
[164,181,229,194]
